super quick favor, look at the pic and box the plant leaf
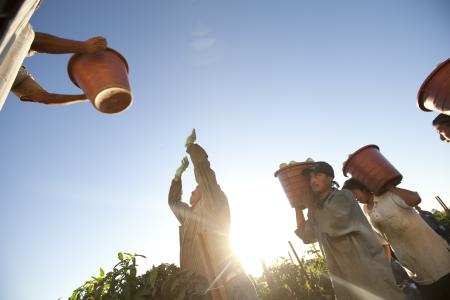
[149,268,158,287]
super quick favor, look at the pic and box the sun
[230,225,267,276]
[226,178,308,276]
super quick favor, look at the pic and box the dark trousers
[416,272,450,300]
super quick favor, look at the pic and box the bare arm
[31,33,107,54]
[19,93,87,106]
[12,68,87,106]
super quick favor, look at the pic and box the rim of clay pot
[274,161,315,177]
[342,144,380,177]
[67,48,129,88]
[416,58,450,112]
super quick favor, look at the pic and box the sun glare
[226,177,309,276]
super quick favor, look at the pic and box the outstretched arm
[11,67,87,106]
[184,129,219,190]
[168,157,191,224]
[31,33,107,54]
[186,143,219,187]
[184,129,229,216]
[168,177,191,224]
[19,92,87,105]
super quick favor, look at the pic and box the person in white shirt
[343,179,450,300]
[0,0,107,108]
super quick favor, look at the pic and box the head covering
[302,161,334,177]
[342,178,367,191]
[432,114,450,127]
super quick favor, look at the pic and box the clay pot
[343,145,402,195]
[274,162,315,209]
[68,48,132,114]
[417,58,450,116]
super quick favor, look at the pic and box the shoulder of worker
[331,189,354,201]
[380,190,411,209]
[326,189,356,207]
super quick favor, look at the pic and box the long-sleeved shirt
[168,144,238,281]
[297,189,404,300]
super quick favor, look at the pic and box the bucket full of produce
[274,159,315,209]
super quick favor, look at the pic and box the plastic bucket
[417,58,450,116]
[343,145,402,195]
[67,48,132,114]
[274,162,315,209]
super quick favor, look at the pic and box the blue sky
[1,0,449,299]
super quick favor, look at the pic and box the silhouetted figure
[168,130,258,300]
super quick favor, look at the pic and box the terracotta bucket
[274,162,315,209]
[343,145,402,195]
[67,48,132,114]
[417,58,450,116]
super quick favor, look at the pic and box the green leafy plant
[432,209,450,231]
[69,245,335,300]
[69,252,209,300]
[253,244,334,300]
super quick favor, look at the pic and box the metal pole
[288,241,302,265]
[288,251,294,263]
[288,241,310,281]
